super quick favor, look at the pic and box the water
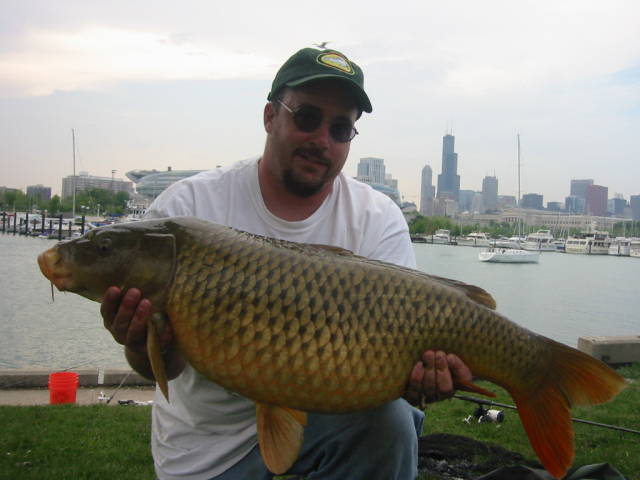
[0,234,638,371]
[414,243,639,346]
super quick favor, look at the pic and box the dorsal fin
[427,274,497,309]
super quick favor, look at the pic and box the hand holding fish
[101,286,185,381]
[405,351,473,406]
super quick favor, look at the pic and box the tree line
[0,188,130,217]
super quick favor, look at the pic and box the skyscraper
[570,179,593,213]
[436,134,460,202]
[420,165,435,216]
[585,184,608,217]
[482,176,498,213]
[631,195,640,220]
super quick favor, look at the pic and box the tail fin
[510,339,625,479]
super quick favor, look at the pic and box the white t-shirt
[145,157,416,480]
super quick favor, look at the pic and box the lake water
[0,234,638,371]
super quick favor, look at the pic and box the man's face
[264,81,359,197]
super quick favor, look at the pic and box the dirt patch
[418,434,542,479]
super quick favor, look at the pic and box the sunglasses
[277,100,358,143]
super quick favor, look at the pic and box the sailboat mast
[72,129,76,221]
[517,133,521,206]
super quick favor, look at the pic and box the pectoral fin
[256,403,307,474]
[146,312,169,401]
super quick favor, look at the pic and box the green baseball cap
[267,47,372,114]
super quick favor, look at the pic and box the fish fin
[510,339,625,479]
[428,274,497,309]
[457,379,496,398]
[146,312,169,402]
[256,402,307,474]
[310,244,355,256]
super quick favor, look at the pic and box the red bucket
[48,372,79,405]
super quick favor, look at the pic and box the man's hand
[404,350,472,407]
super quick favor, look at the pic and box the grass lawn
[1,364,638,480]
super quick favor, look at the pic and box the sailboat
[478,134,539,264]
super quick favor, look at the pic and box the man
[102,47,472,480]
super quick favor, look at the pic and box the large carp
[37,216,624,478]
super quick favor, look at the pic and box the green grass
[418,363,640,479]
[0,364,638,480]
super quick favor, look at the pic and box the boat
[608,237,632,256]
[492,236,524,249]
[551,239,566,252]
[457,232,491,247]
[523,229,556,252]
[432,229,451,244]
[478,247,540,263]
[630,239,640,258]
[565,230,612,255]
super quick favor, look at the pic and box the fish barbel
[37,216,625,478]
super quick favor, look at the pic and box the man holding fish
[102,47,473,479]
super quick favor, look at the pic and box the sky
[1,0,639,207]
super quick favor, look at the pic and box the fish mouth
[37,248,72,292]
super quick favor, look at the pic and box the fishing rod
[454,394,640,435]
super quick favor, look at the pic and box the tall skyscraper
[436,134,460,202]
[420,165,435,216]
[481,176,498,213]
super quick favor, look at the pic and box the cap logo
[317,52,354,75]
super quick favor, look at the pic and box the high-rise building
[630,195,640,220]
[498,195,517,209]
[608,196,627,216]
[547,201,563,212]
[62,172,134,199]
[458,190,475,212]
[570,179,593,213]
[565,195,585,214]
[481,176,498,213]
[436,134,460,202]
[419,165,435,216]
[521,193,544,210]
[357,157,386,185]
[355,157,400,204]
[26,184,52,204]
[585,184,608,217]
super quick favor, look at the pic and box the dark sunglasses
[277,100,358,143]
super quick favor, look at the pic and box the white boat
[523,229,556,251]
[492,236,524,249]
[478,247,540,263]
[608,237,632,256]
[457,232,491,247]
[565,231,612,255]
[551,239,566,252]
[432,229,451,244]
[630,239,640,258]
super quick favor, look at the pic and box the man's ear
[264,102,276,133]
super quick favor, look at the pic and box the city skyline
[1,2,638,205]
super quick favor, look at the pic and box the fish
[36,216,625,478]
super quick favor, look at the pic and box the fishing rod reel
[463,404,505,424]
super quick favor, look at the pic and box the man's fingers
[422,350,437,402]
[447,353,473,385]
[125,298,153,349]
[404,361,425,405]
[100,287,122,327]
[434,351,454,398]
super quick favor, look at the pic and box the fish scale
[37,216,626,478]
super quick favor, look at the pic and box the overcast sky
[1,0,638,207]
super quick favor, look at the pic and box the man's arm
[102,287,185,380]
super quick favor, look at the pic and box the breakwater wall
[0,369,154,389]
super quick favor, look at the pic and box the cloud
[0,27,274,97]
